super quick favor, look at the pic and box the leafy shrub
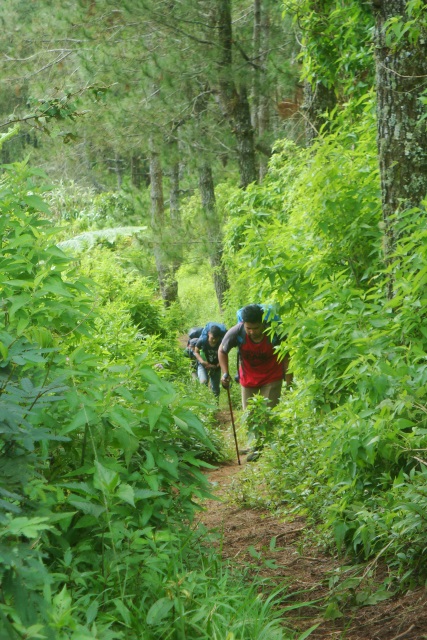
[176,261,220,328]
[78,246,167,336]
[221,101,427,585]
[0,159,288,639]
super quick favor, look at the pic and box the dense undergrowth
[222,96,427,595]
[4,87,427,636]
[0,158,291,638]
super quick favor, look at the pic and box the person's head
[208,324,222,347]
[241,304,265,341]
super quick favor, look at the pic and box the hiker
[218,304,291,460]
[186,338,199,380]
[194,323,226,398]
[184,327,203,381]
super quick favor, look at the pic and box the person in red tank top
[218,304,291,460]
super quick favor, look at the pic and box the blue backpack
[236,304,282,346]
[198,322,227,349]
[188,326,203,341]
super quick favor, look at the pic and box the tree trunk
[373,0,427,296]
[149,136,178,306]
[303,79,336,146]
[301,2,337,146]
[217,0,257,188]
[167,136,184,277]
[114,152,123,189]
[233,84,258,188]
[251,0,261,134]
[257,2,271,181]
[131,154,142,189]
[198,162,229,311]
[168,138,181,227]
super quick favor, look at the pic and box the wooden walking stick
[226,386,241,465]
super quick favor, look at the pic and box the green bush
[221,100,427,585]
[79,246,167,336]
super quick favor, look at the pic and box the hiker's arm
[218,325,240,387]
[218,345,231,388]
[194,347,209,367]
[218,345,229,374]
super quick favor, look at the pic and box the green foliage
[58,226,148,253]
[223,96,381,316]
[176,261,220,328]
[78,246,166,335]
[0,160,291,638]
[221,95,427,585]
[383,1,427,49]
[46,184,146,228]
[286,0,375,100]
[243,395,282,448]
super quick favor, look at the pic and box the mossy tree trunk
[216,0,257,188]
[252,0,271,181]
[167,135,184,279]
[303,79,336,145]
[149,136,178,306]
[373,0,427,297]
[302,1,337,145]
[198,162,229,311]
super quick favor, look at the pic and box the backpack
[198,321,227,349]
[188,326,203,341]
[236,304,282,346]
[184,337,198,360]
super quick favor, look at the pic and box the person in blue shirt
[194,324,223,398]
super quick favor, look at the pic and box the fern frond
[58,226,147,253]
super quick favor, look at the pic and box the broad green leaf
[174,409,216,451]
[116,484,135,507]
[5,279,34,288]
[139,367,162,386]
[156,450,179,479]
[67,500,105,519]
[146,597,174,625]
[61,407,99,434]
[108,408,135,434]
[73,515,99,529]
[143,449,156,471]
[0,342,8,361]
[147,405,163,432]
[182,452,216,468]
[113,598,132,626]
[94,461,120,493]
[86,600,99,625]
[333,521,348,551]
[323,602,343,620]
[9,293,31,318]
[112,429,139,466]
[133,489,165,500]
[2,516,52,539]
[37,278,75,298]
[22,194,51,214]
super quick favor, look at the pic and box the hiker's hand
[221,373,231,389]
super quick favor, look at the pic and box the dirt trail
[199,453,427,639]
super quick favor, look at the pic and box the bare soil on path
[198,448,427,639]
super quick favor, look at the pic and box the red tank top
[239,334,284,387]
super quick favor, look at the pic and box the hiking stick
[226,386,241,465]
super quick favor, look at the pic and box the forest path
[197,412,427,640]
